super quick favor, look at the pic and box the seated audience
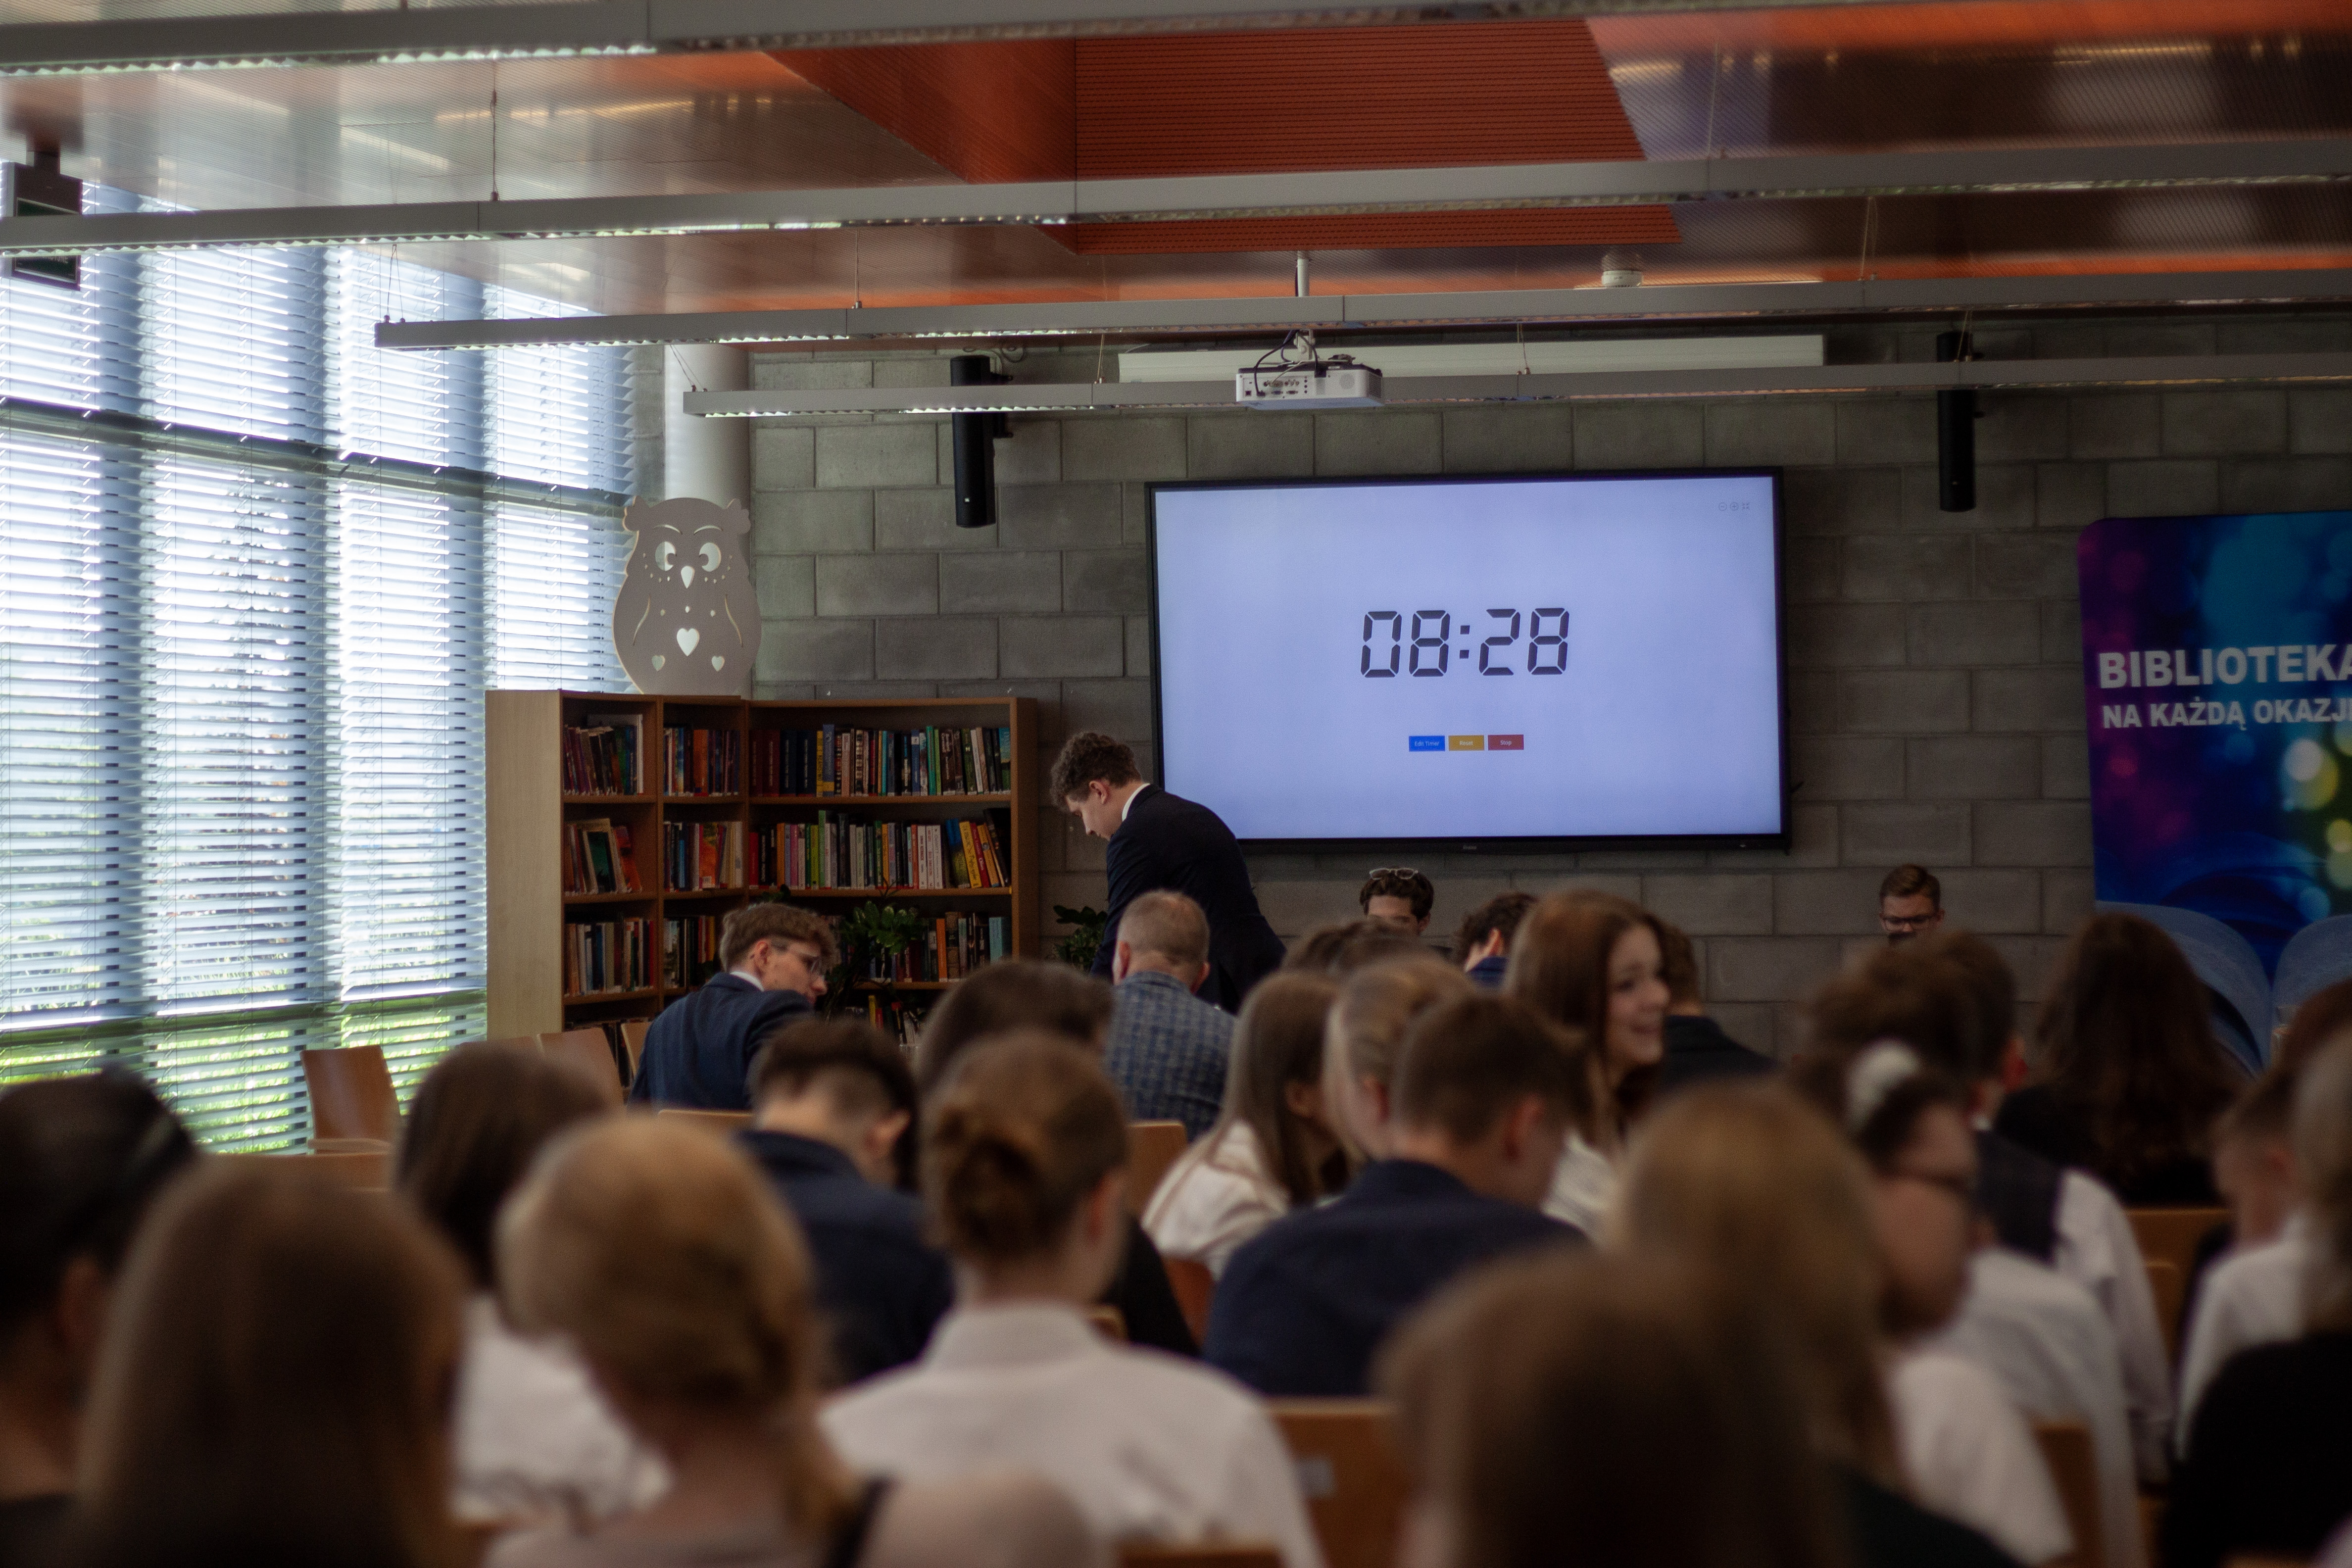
[1320,957,1475,1163]
[1813,937,2172,1486]
[397,1042,661,1524]
[1358,868,1435,936]
[1994,912,2240,1205]
[1453,890,1535,989]
[0,1074,195,1566]
[1285,919,1426,977]
[1839,1048,2074,1568]
[69,1159,467,1568]
[1206,993,1584,1397]
[1144,973,1345,1276]
[2165,1036,2352,1568]
[915,958,1191,1355]
[1653,916,1774,1094]
[493,1116,1098,1568]
[742,1019,954,1386]
[1506,890,1670,1232]
[824,1037,1322,1568]
[1102,890,1234,1139]
[2176,1065,2308,1443]
[1879,864,1947,945]
[1615,1084,2022,1568]
[1380,1250,1845,1568]
[630,903,834,1110]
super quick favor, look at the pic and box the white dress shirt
[823,1303,1326,1568]
[1143,1122,1290,1277]
[2049,1169,2174,1482]
[1933,1249,2143,1568]
[1540,1133,1614,1236]
[2175,1212,2312,1451]
[1888,1346,2075,1568]
[453,1294,668,1524]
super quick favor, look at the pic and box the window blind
[0,198,637,1147]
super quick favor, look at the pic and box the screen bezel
[1144,467,1791,854]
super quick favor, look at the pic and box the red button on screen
[1488,735,1524,750]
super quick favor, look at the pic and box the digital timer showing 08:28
[1361,609,1569,677]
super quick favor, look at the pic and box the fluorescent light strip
[681,352,2352,416]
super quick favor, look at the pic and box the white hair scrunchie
[1844,1040,1923,1133]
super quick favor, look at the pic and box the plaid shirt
[1104,970,1234,1139]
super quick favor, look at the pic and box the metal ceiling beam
[682,351,2352,415]
[375,269,2352,351]
[8,140,2351,260]
[0,0,1993,76]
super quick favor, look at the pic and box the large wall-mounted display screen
[1148,472,1788,848]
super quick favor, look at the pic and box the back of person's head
[2034,912,2240,1184]
[720,901,839,974]
[1329,925,1431,975]
[1391,993,1588,1145]
[1380,1250,1842,1568]
[1911,930,2017,1079]
[395,1040,610,1288]
[2275,976,2352,1078]
[1217,971,1342,1206]
[499,1116,854,1530]
[0,1072,196,1351]
[1801,942,1983,1081]
[1651,916,1703,1009]
[1614,1083,1897,1482]
[1452,891,1537,965]
[916,959,1116,1092]
[923,1036,1129,1268]
[1323,958,1474,1159]
[1117,889,1210,973]
[75,1159,465,1568]
[751,1017,921,1187]
[2294,1035,2352,1330]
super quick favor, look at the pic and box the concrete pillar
[662,344,751,505]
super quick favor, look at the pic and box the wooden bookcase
[487,690,1041,1039]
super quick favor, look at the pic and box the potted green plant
[1053,904,1109,973]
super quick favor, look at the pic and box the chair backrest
[654,1107,751,1133]
[2127,1207,2229,1278]
[619,1018,652,1078]
[2031,1419,2102,1568]
[1087,1304,1129,1342]
[1270,1399,1406,1568]
[301,1045,400,1145]
[1127,1120,1190,1213]
[1164,1255,1216,1344]
[1117,1548,1281,1568]
[2144,1259,2187,1362]
[237,1148,392,1191]
[539,1028,625,1107]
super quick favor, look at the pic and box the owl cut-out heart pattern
[613,497,759,696]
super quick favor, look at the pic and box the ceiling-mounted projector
[1235,330,1382,409]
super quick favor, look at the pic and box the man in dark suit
[1651,917,1773,1096]
[1052,731,1286,1011]
[628,902,833,1109]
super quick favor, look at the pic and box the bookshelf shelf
[489,691,1039,1039]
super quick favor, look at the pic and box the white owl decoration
[612,497,760,696]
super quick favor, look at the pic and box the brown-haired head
[1380,1250,1843,1568]
[1392,993,1590,1147]
[499,1116,855,1532]
[75,1160,466,1568]
[1453,892,1537,967]
[1800,943,1988,1086]
[1613,1082,1899,1484]
[1650,916,1702,1009]
[1048,731,1141,804]
[2276,976,2352,1080]
[750,1017,921,1189]
[1322,958,1475,1162]
[1116,889,1211,974]
[1878,864,1941,907]
[396,1040,611,1288]
[923,1033,1129,1268]
[916,959,1116,1093]
[1505,891,1660,1136]
[1213,971,1344,1206]
[721,902,839,974]
[2032,912,2241,1189]
[1359,868,1435,924]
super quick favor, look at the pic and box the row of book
[855,911,1010,985]
[664,726,744,797]
[663,915,727,991]
[564,918,651,997]
[750,725,1014,797]
[566,818,642,895]
[563,713,645,796]
[663,821,747,892]
[756,814,1011,892]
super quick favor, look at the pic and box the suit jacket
[1090,784,1286,1011]
[627,972,812,1110]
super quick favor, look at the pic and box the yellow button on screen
[1447,735,1485,751]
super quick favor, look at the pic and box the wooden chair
[538,1027,626,1107]
[2031,1420,2103,1568]
[301,1045,400,1146]
[1087,1304,1129,1341]
[619,1019,651,1080]
[2128,1207,2226,1355]
[1127,1120,1190,1213]
[240,1147,392,1190]
[1270,1399,1406,1568]
[2145,1259,2187,1361]
[1164,1255,1216,1345]
[1117,1549,1280,1568]
[654,1107,751,1133]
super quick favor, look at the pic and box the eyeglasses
[1879,913,1939,931]
[1366,867,1425,882]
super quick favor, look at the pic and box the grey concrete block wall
[743,325,2352,1055]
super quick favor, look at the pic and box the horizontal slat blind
[0,193,635,1145]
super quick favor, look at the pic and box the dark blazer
[1657,1013,1775,1096]
[740,1129,954,1385]
[2164,1331,2352,1568]
[1202,1159,1579,1397]
[627,972,812,1110]
[1090,784,1286,1011]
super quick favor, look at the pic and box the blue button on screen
[1409,735,1444,752]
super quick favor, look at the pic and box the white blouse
[822,1303,1325,1568]
[1888,1346,2075,1567]
[1540,1133,1616,1237]
[1143,1123,1291,1277]
[453,1294,668,1525]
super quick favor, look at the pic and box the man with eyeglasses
[1359,868,1435,937]
[1879,863,1947,944]
[630,902,836,1110]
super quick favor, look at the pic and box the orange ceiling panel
[1590,0,2352,54]
[1064,209,1684,255]
[770,40,1075,184]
